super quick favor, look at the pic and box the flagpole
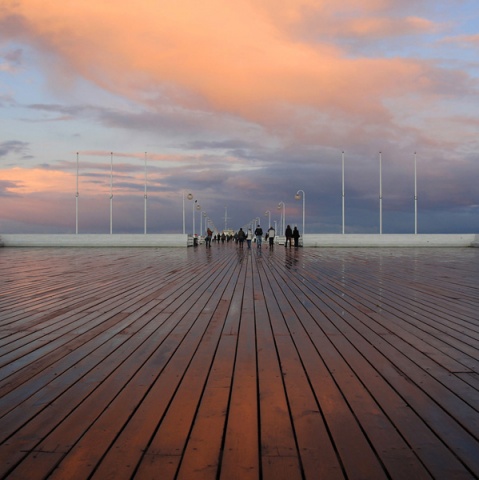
[110,152,113,235]
[379,151,382,235]
[76,152,79,234]
[193,200,197,235]
[342,151,345,235]
[414,152,418,235]
[182,192,186,234]
[144,152,148,234]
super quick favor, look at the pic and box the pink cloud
[441,33,479,48]
[0,0,454,130]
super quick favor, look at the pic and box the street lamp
[185,193,194,234]
[195,202,201,235]
[182,192,186,234]
[278,202,285,234]
[295,190,305,242]
[201,211,207,236]
[265,210,271,228]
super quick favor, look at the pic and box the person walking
[254,224,263,249]
[246,228,253,249]
[205,228,213,247]
[267,226,275,248]
[292,226,301,247]
[237,227,246,248]
[285,224,293,248]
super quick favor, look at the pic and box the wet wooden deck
[0,244,478,479]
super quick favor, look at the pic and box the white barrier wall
[0,233,477,248]
[0,234,189,247]
[303,234,479,248]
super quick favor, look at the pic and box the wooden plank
[251,252,303,480]
[0,252,232,478]
[219,251,260,480]
[0,246,478,480]
[176,251,249,479]
[47,251,237,480]
[271,249,479,478]
[135,257,241,478]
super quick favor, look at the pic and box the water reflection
[284,247,299,270]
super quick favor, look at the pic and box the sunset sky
[1,0,478,234]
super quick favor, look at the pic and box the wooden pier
[0,245,478,479]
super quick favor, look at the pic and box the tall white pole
[224,206,227,231]
[277,203,282,234]
[342,151,345,235]
[193,200,196,235]
[379,151,382,235]
[144,152,147,234]
[295,190,305,238]
[278,202,285,234]
[110,152,113,235]
[302,193,305,238]
[186,193,193,234]
[76,152,79,235]
[265,210,271,228]
[414,152,418,235]
[182,192,186,234]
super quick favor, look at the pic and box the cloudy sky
[1,0,478,235]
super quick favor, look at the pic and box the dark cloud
[0,179,19,197]
[0,140,30,158]
[0,13,29,40]
[184,139,256,151]
[0,46,23,72]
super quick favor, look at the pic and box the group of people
[204,224,301,249]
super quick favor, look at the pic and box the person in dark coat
[205,228,213,247]
[285,225,293,247]
[237,228,246,247]
[254,224,263,249]
[292,226,301,247]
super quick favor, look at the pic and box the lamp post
[295,190,305,241]
[278,202,285,234]
[195,202,201,236]
[203,213,208,235]
[199,210,205,237]
[265,210,271,228]
[188,193,195,235]
[182,192,186,234]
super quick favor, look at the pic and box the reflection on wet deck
[1,245,478,479]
